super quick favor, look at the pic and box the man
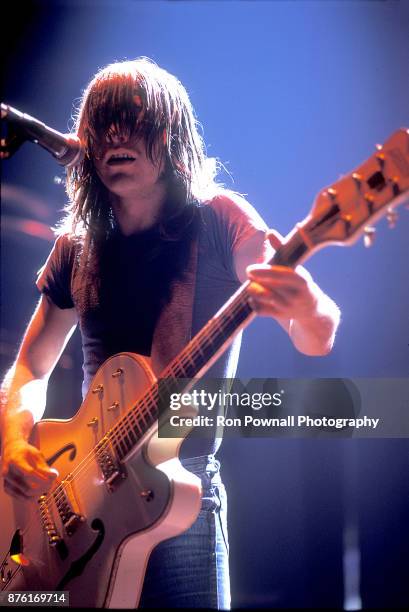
[1,58,340,608]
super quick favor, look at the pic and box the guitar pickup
[95,437,127,492]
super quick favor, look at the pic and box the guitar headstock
[299,128,409,251]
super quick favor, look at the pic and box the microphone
[1,103,84,167]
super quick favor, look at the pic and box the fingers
[266,229,285,251]
[26,448,59,479]
[248,282,293,306]
[247,263,299,280]
[247,282,295,317]
[4,463,57,499]
[248,295,286,318]
[2,444,59,500]
[247,265,306,293]
[246,265,318,319]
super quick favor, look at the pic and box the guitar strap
[150,234,198,377]
[65,214,199,378]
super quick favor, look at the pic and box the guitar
[1,128,408,608]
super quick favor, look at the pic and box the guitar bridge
[53,476,85,537]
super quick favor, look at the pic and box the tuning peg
[363,226,376,248]
[391,176,401,197]
[352,173,363,191]
[386,207,398,229]
[375,151,385,169]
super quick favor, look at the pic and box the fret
[125,425,139,446]
[126,412,144,442]
[112,433,128,461]
[121,426,135,449]
[136,406,148,428]
[129,412,144,437]
[113,417,134,452]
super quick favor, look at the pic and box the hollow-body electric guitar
[1,129,408,608]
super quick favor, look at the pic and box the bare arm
[1,295,77,499]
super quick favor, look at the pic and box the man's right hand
[1,439,59,500]
[0,295,77,502]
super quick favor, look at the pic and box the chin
[107,175,142,193]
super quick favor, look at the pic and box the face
[92,127,166,200]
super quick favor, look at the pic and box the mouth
[106,152,137,166]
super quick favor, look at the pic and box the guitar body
[0,353,202,608]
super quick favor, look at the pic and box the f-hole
[46,443,77,466]
[57,519,105,590]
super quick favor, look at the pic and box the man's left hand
[246,229,340,356]
[246,230,319,321]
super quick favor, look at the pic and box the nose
[105,124,129,146]
[106,132,127,146]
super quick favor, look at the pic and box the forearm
[289,290,340,356]
[1,364,57,500]
[0,364,48,446]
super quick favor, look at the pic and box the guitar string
[18,293,253,536]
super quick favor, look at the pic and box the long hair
[59,57,222,240]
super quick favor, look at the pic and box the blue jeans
[139,455,231,609]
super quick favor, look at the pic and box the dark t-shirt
[37,193,268,456]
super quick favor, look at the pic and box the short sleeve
[203,191,269,280]
[36,234,76,309]
[210,191,268,248]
